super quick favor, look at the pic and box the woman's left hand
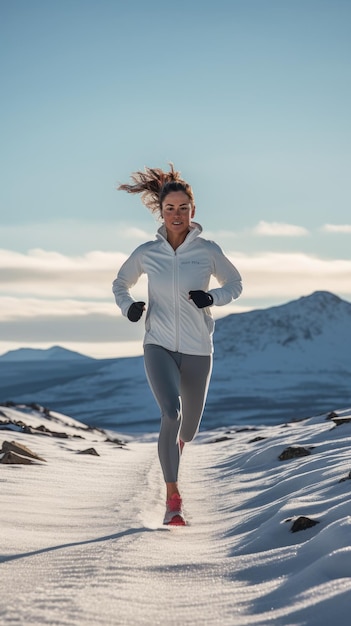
[189,290,214,308]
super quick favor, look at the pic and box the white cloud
[322,224,351,233]
[0,296,145,345]
[231,251,351,299]
[253,221,309,237]
[2,248,351,307]
[1,248,351,356]
[0,297,120,321]
[0,249,147,299]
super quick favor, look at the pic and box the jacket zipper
[173,250,180,351]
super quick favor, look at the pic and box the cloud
[0,297,119,321]
[232,251,351,299]
[1,248,351,357]
[253,221,309,237]
[0,249,147,299]
[2,247,351,307]
[0,312,144,343]
[322,224,351,233]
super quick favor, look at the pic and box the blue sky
[1,0,351,357]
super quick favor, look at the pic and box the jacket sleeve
[112,247,145,317]
[208,242,243,306]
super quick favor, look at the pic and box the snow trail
[2,407,351,625]
[1,435,242,625]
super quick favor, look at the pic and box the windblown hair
[118,163,194,216]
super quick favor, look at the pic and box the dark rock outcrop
[279,446,312,461]
[0,440,46,464]
[290,516,320,533]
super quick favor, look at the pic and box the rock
[1,450,37,464]
[278,446,312,461]
[105,436,127,446]
[331,417,351,427]
[206,436,233,444]
[290,516,320,533]
[77,447,100,456]
[236,427,259,432]
[326,411,339,420]
[0,421,24,432]
[248,436,266,443]
[29,402,44,412]
[34,424,70,438]
[0,440,46,463]
[339,470,351,483]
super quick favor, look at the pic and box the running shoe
[163,493,186,526]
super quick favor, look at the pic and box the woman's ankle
[166,482,180,500]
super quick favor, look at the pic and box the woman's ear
[191,204,196,218]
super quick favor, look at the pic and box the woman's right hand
[127,301,146,322]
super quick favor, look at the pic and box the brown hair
[118,163,194,216]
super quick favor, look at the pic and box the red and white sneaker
[163,493,186,526]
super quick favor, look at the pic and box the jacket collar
[156,221,203,247]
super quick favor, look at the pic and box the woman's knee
[162,396,181,422]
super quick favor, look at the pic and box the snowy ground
[1,404,351,625]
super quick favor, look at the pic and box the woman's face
[161,191,195,239]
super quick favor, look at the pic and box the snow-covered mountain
[1,291,350,433]
[0,345,94,362]
[214,290,351,370]
[205,290,351,427]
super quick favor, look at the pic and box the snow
[1,404,351,625]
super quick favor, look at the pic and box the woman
[113,164,242,526]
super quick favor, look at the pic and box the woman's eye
[164,206,189,212]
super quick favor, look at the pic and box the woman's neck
[166,229,189,250]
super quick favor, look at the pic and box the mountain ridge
[214,290,351,368]
[1,291,350,431]
[0,345,95,362]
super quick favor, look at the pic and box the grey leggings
[144,344,213,483]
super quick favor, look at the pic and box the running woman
[112,164,242,525]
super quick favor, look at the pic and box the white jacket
[112,222,242,355]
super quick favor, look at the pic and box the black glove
[189,290,214,309]
[127,301,145,322]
